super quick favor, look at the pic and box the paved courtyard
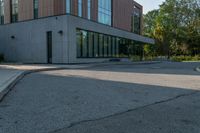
[0,62,200,133]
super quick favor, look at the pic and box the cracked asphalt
[0,62,200,133]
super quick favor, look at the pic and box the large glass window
[88,32,94,57]
[112,37,116,57]
[76,29,82,57]
[94,33,99,57]
[98,0,112,26]
[87,0,91,19]
[66,0,71,13]
[82,30,88,57]
[103,35,108,57]
[76,28,145,59]
[99,34,103,57]
[78,0,82,17]
[33,0,38,19]
[11,0,18,23]
[108,36,112,57]
[0,0,4,24]
[132,6,141,34]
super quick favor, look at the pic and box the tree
[143,0,200,57]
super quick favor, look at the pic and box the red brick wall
[91,0,98,21]
[54,0,65,15]
[112,0,143,32]
[4,0,11,24]
[18,0,33,21]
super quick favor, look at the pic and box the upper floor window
[0,0,4,24]
[11,0,18,23]
[87,0,91,19]
[66,0,71,13]
[33,0,38,19]
[78,0,82,17]
[132,6,141,34]
[98,0,112,26]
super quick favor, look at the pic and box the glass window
[11,0,18,23]
[88,31,94,57]
[94,33,99,57]
[116,38,120,57]
[76,28,144,59]
[78,0,82,17]
[66,0,71,13]
[82,30,88,57]
[103,35,108,57]
[76,29,82,57]
[0,0,4,24]
[98,0,112,26]
[99,34,103,57]
[108,36,112,57]
[132,6,141,34]
[112,37,116,57]
[88,0,91,19]
[33,0,38,19]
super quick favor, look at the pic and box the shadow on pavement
[0,71,199,133]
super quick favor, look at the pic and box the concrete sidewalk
[0,61,161,101]
[0,64,91,101]
[0,69,24,101]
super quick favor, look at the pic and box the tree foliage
[144,0,200,57]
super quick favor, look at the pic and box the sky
[134,0,165,14]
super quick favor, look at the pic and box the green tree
[143,0,200,57]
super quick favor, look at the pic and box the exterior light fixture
[11,36,15,39]
[58,30,63,35]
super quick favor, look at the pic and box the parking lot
[0,62,200,133]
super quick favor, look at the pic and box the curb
[89,61,162,68]
[0,67,67,102]
[195,67,200,73]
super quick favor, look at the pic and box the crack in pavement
[49,91,199,133]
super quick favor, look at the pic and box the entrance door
[47,31,52,63]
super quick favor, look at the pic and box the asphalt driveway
[0,62,200,133]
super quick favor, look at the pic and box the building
[0,0,154,64]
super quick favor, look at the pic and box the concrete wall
[0,16,69,63]
[0,15,154,64]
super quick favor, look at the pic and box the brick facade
[2,0,142,33]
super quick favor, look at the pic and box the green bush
[0,54,4,63]
[130,55,142,62]
[171,55,200,62]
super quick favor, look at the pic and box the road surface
[0,62,200,133]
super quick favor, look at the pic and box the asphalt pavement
[0,62,200,133]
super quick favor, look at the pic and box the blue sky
[135,0,165,14]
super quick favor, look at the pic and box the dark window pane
[11,0,18,23]
[94,33,99,57]
[33,0,39,19]
[99,34,103,57]
[76,29,82,57]
[103,35,108,57]
[0,0,4,24]
[82,30,88,57]
[88,32,94,57]
[112,37,116,57]
[108,36,112,57]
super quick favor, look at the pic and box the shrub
[171,55,200,62]
[130,55,142,62]
[0,54,4,62]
